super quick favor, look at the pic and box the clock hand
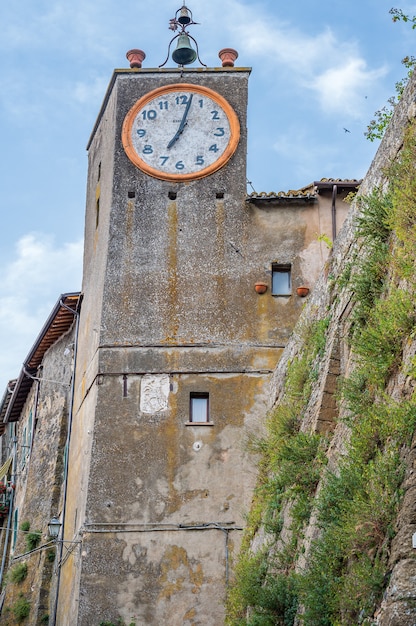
[167,93,193,149]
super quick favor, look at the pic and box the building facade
[0,54,358,625]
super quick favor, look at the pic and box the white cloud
[0,234,83,389]
[312,59,388,117]
[224,2,387,118]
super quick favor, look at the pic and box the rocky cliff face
[227,71,416,626]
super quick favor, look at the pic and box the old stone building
[0,13,358,626]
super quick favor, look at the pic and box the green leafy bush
[25,530,41,551]
[8,562,28,584]
[11,594,30,622]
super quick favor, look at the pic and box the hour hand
[167,123,187,150]
[167,93,193,149]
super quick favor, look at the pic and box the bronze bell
[172,33,197,65]
[177,6,192,25]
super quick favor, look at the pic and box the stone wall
[238,64,416,626]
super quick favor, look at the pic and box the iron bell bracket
[159,4,207,68]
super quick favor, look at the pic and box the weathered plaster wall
[1,327,75,625]
[59,67,356,625]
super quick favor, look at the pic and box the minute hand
[167,94,194,150]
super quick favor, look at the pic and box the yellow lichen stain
[156,390,181,514]
[190,562,204,592]
[159,546,204,602]
[121,200,136,315]
[158,545,187,599]
[183,608,197,621]
[167,201,179,340]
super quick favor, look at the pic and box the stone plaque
[140,374,170,414]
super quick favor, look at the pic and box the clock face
[121,83,240,182]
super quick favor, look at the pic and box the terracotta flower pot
[126,49,146,68]
[296,286,310,297]
[254,282,268,294]
[218,48,239,67]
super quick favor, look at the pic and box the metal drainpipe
[50,302,80,626]
[0,436,18,589]
[29,372,41,457]
[331,184,338,242]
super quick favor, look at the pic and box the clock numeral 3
[213,128,225,137]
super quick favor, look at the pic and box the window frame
[187,393,212,426]
[271,263,292,296]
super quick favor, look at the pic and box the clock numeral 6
[175,161,185,170]
[143,145,154,154]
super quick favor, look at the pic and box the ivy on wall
[227,121,416,626]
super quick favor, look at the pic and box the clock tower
[57,7,268,625]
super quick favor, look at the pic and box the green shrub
[19,521,30,532]
[8,562,28,584]
[11,594,30,622]
[46,548,56,562]
[25,530,41,551]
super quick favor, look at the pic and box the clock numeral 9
[136,129,146,138]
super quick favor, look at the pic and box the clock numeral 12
[176,95,190,105]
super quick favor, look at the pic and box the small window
[272,264,291,296]
[12,508,18,550]
[190,393,209,423]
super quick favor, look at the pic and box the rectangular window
[272,264,291,295]
[12,508,18,550]
[190,393,209,423]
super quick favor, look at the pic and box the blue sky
[0,0,414,391]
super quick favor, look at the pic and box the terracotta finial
[126,49,146,69]
[218,48,238,67]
